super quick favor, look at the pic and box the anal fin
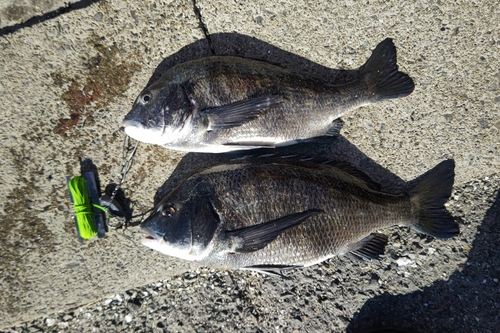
[349,233,388,260]
[324,118,345,136]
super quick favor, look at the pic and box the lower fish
[123,38,414,153]
[140,156,459,276]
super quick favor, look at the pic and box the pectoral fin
[226,209,323,252]
[202,95,283,130]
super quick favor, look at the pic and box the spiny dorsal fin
[232,153,381,191]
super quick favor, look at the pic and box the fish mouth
[140,224,162,241]
[122,118,143,129]
[122,119,167,145]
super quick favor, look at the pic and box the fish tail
[360,38,415,101]
[409,159,459,239]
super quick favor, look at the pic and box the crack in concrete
[192,0,215,55]
[0,0,100,36]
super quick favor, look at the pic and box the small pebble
[45,318,55,327]
[396,258,414,267]
[125,314,133,323]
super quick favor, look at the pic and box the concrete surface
[0,0,499,331]
[0,0,207,328]
[0,0,83,29]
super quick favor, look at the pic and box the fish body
[123,39,414,153]
[140,158,458,275]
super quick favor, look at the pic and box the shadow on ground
[143,33,413,206]
[0,0,100,36]
[347,189,500,333]
[152,134,409,207]
[145,32,362,90]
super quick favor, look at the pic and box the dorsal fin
[231,153,381,191]
[324,161,381,191]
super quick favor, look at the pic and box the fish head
[122,81,194,146]
[140,188,220,261]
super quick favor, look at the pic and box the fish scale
[123,38,415,153]
[140,158,458,275]
[209,166,404,268]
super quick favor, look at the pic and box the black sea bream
[140,158,459,276]
[123,39,414,153]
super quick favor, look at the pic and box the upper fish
[139,156,459,277]
[122,38,414,153]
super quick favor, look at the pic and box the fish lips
[140,224,163,241]
[139,217,197,261]
[140,224,168,251]
[122,119,168,145]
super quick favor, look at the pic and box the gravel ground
[2,166,498,333]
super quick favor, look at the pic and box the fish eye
[161,205,176,217]
[141,93,152,104]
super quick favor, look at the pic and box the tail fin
[360,38,415,101]
[409,160,459,239]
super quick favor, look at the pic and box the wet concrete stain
[52,35,140,136]
[0,146,57,315]
[2,147,55,251]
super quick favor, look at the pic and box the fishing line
[67,176,105,240]
[66,135,139,240]
[104,135,139,228]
